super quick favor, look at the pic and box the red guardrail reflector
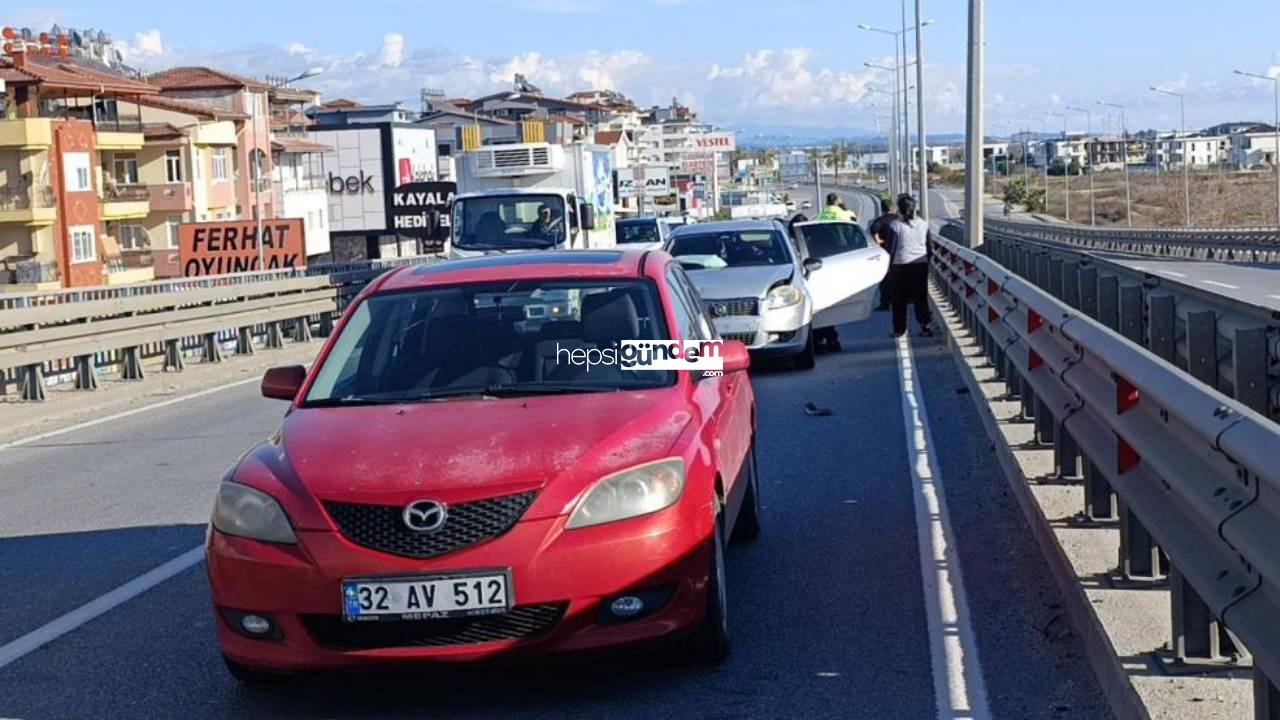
[1029,349,1043,371]
[988,307,999,323]
[1028,309,1043,334]
[1118,437,1140,474]
[987,279,999,296]
[963,261,975,275]
[965,285,975,298]
[1114,374,1139,414]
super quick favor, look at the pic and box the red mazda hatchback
[206,249,759,681]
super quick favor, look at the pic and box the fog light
[610,596,645,618]
[240,614,272,636]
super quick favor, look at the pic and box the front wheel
[793,326,817,370]
[687,509,730,663]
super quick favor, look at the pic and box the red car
[207,249,759,681]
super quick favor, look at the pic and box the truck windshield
[452,195,567,251]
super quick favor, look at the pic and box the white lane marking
[1200,280,1240,290]
[0,376,260,451]
[1268,295,1280,301]
[1162,271,1187,278]
[0,545,205,670]
[895,336,992,720]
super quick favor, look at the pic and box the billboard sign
[689,132,736,153]
[178,219,306,276]
[643,166,670,198]
[391,181,456,251]
[616,167,638,198]
[680,153,715,175]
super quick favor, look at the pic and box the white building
[1149,135,1229,169]
[912,146,950,167]
[1230,131,1279,169]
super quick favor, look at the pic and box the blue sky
[12,0,1280,134]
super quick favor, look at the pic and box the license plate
[342,571,512,622]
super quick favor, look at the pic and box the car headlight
[566,458,686,529]
[764,283,804,310]
[212,481,297,544]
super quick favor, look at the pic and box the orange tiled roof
[139,95,249,121]
[594,130,625,145]
[1,57,158,95]
[147,66,268,91]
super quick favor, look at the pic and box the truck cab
[448,142,616,259]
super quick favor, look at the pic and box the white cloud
[118,29,165,64]
[286,41,313,56]
[705,47,879,120]
[378,33,404,68]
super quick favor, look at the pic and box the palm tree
[829,143,848,185]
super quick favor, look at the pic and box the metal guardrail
[930,233,1280,719]
[943,222,1280,424]
[985,217,1280,264]
[0,254,445,400]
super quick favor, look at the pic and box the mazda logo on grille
[403,500,448,532]
[709,303,728,318]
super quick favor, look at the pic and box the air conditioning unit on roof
[470,142,562,177]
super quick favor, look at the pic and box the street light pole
[1150,87,1190,227]
[1099,100,1132,227]
[261,67,324,270]
[1047,111,1069,221]
[963,0,984,248]
[867,79,900,198]
[861,20,934,200]
[914,0,929,219]
[1066,105,1095,225]
[1235,69,1280,227]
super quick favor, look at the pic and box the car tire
[223,656,287,686]
[731,440,761,543]
[687,507,730,664]
[793,326,817,370]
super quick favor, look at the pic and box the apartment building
[0,50,158,290]
[1230,131,1279,169]
[1148,134,1230,169]
[269,83,330,260]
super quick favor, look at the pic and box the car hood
[265,389,693,527]
[686,264,794,300]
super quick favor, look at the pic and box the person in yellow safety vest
[815,192,856,222]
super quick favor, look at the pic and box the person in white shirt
[886,194,934,338]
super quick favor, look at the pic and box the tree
[829,143,848,185]
[1068,158,1082,177]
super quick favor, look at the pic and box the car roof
[669,219,782,236]
[617,217,659,225]
[373,250,657,293]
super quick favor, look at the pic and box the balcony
[100,184,150,221]
[0,184,57,225]
[148,183,194,212]
[0,118,54,148]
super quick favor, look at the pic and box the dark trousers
[889,263,932,336]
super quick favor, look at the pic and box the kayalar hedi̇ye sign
[556,339,725,373]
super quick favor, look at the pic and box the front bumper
[207,503,713,671]
[709,298,809,355]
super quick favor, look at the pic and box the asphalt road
[0,307,1114,719]
[789,184,880,225]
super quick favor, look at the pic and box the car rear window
[618,221,662,244]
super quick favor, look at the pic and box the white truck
[448,142,617,259]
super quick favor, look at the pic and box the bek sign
[178,219,306,276]
[328,171,375,195]
[390,181,456,250]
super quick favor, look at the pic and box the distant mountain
[726,123,970,150]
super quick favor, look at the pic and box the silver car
[666,219,887,369]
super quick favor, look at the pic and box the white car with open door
[790,221,888,328]
[666,219,884,369]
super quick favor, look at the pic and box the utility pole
[1048,111,1068,221]
[900,0,911,196]
[963,0,984,248]
[914,0,929,219]
[1067,105,1096,225]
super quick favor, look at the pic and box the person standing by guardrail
[886,194,934,338]
[869,198,896,311]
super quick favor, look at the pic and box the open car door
[794,221,889,329]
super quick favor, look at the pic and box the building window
[212,147,230,182]
[112,153,139,185]
[116,223,148,250]
[165,150,183,183]
[166,216,181,248]
[64,152,92,192]
[70,225,96,263]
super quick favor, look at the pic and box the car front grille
[323,492,537,559]
[721,332,757,345]
[301,603,567,650]
[705,297,759,317]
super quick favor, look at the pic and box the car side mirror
[803,257,823,275]
[579,202,595,231]
[720,340,751,373]
[262,365,306,401]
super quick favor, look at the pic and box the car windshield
[451,194,567,251]
[795,222,872,258]
[617,220,661,244]
[667,230,790,270]
[303,279,674,405]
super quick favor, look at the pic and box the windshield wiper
[483,383,621,397]
[305,388,498,406]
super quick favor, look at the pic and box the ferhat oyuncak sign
[391,181,456,251]
[178,219,305,276]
